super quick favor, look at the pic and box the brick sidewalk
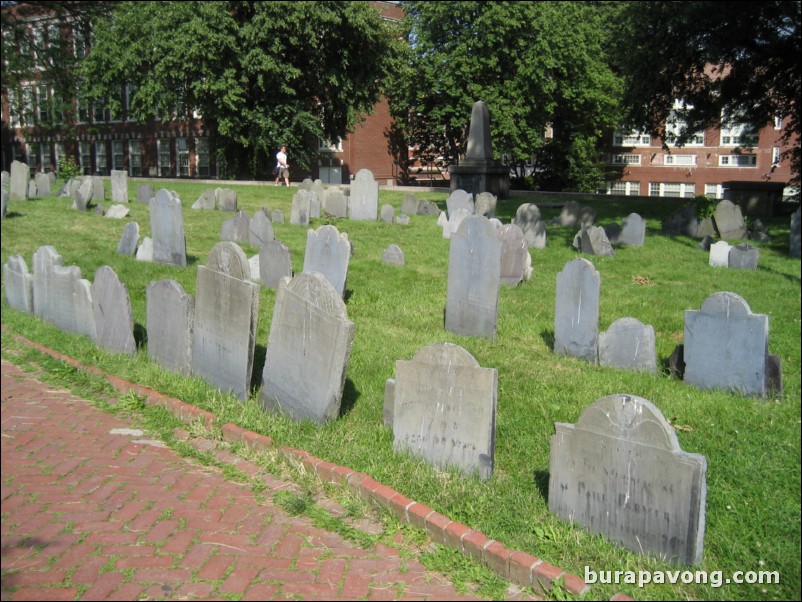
[2,358,535,601]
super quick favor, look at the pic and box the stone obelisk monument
[448,101,510,199]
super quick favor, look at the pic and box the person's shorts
[278,167,289,178]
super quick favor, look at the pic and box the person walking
[275,145,290,186]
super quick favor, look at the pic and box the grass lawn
[2,179,799,601]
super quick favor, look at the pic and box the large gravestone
[302,224,351,297]
[9,161,29,201]
[110,170,128,202]
[221,210,250,243]
[684,292,770,397]
[514,203,547,249]
[249,210,275,247]
[598,317,657,373]
[116,222,140,256]
[791,208,801,258]
[32,246,96,340]
[449,101,510,198]
[323,187,348,218]
[618,213,646,247]
[445,215,502,339]
[91,266,136,355]
[554,258,600,363]
[191,242,259,400]
[348,169,379,221]
[260,272,356,424]
[446,189,474,217]
[259,240,293,289]
[3,254,34,313]
[549,394,707,565]
[149,189,187,267]
[147,279,194,375]
[499,223,528,287]
[713,200,747,240]
[391,343,497,480]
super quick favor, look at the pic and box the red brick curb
[3,329,591,597]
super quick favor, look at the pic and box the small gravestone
[324,188,348,218]
[684,292,771,397]
[111,170,128,202]
[499,223,528,287]
[713,200,747,240]
[28,179,38,198]
[191,242,259,400]
[9,161,29,201]
[401,193,419,215]
[116,222,140,256]
[475,191,496,218]
[708,241,732,267]
[790,208,801,258]
[150,190,187,267]
[191,189,216,209]
[728,243,759,269]
[3,254,34,313]
[34,172,51,197]
[549,394,707,565]
[147,279,194,375]
[598,317,657,373]
[249,210,275,247]
[348,169,379,221]
[514,203,547,249]
[417,200,440,216]
[217,188,238,212]
[104,204,130,219]
[260,272,356,424]
[221,210,250,243]
[291,190,311,225]
[391,343,497,480]
[618,213,646,246]
[445,215,501,339]
[303,224,350,297]
[91,266,136,355]
[395,214,410,226]
[259,240,293,289]
[578,226,615,257]
[136,237,153,262]
[271,208,285,223]
[32,245,96,340]
[554,258,600,363]
[382,244,405,266]
[136,183,155,204]
[380,204,395,223]
[446,189,474,217]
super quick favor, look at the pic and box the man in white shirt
[274,145,290,186]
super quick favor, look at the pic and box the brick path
[1,358,536,601]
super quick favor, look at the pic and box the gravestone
[728,243,759,270]
[217,188,238,212]
[618,213,646,246]
[28,179,37,198]
[395,214,410,226]
[259,240,293,289]
[598,317,657,373]
[790,207,801,258]
[708,241,732,267]
[136,237,153,262]
[104,204,130,219]
[302,224,350,297]
[191,189,216,209]
[34,172,51,197]
[391,343,497,480]
[300,178,314,191]
[248,255,260,283]
[684,292,770,397]
[32,245,96,340]
[110,170,128,202]
[291,190,311,225]
[311,179,326,203]
[91,177,105,202]
[309,191,321,219]
[9,161,29,201]
[149,189,187,267]
[191,242,259,400]
[417,200,440,216]
[260,272,356,424]
[91,266,136,355]
[323,187,348,218]
[445,215,501,339]
[554,258,600,363]
[74,178,94,211]
[271,208,285,224]
[443,207,472,239]
[475,191,497,218]
[578,226,615,257]
[549,394,707,565]
[3,254,34,313]
[499,223,528,287]
[401,193,419,215]
[446,189,474,217]
[380,204,395,223]
[381,244,405,266]
[146,279,194,375]
[514,203,547,249]
[1,188,8,220]
[116,222,140,256]
[136,183,155,204]
[221,210,250,243]
[249,210,275,247]
[349,169,379,221]
[713,200,747,240]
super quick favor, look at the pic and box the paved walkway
[1,358,535,601]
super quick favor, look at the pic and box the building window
[318,137,343,152]
[112,140,125,171]
[80,141,92,175]
[774,116,783,130]
[772,147,781,166]
[665,100,705,146]
[129,140,142,176]
[613,130,651,147]
[607,181,640,196]
[158,139,171,177]
[21,86,36,126]
[96,140,108,175]
[196,137,210,177]
[705,184,722,199]
[38,142,52,173]
[663,154,697,166]
[55,143,66,173]
[649,182,695,198]
[719,154,757,167]
[610,154,641,165]
[720,118,758,147]
[176,138,189,176]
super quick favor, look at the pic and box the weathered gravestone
[684,292,771,397]
[271,209,285,224]
[348,169,379,221]
[417,200,440,216]
[514,203,547,249]
[146,279,194,375]
[110,170,128,202]
[308,191,321,219]
[554,258,600,363]
[248,210,275,247]
[499,223,529,287]
[91,266,136,355]
[618,213,646,247]
[790,207,801,258]
[380,204,395,223]
[217,188,238,212]
[259,240,293,289]
[3,254,34,313]
[136,237,153,262]
[191,242,259,400]
[728,243,759,270]
[221,210,250,243]
[389,343,497,480]
[323,187,348,218]
[104,204,130,219]
[91,177,105,202]
[381,244,405,266]
[260,272,356,424]
[9,161,29,201]
[34,172,51,197]
[549,394,707,565]
[32,245,96,340]
[149,189,187,267]
[475,191,497,218]
[446,189,474,217]
[576,226,615,257]
[1,188,7,220]
[443,207,472,239]
[713,199,747,240]
[291,190,311,225]
[598,317,657,373]
[116,222,140,256]
[136,183,155,204]
[311,179,326,204]
[191,189,216,209]
[302,224,350,297]
[708,241,732,267]
[28,179,38,198]
[400,193,419,215]
[73,177,94,211]
[445,215,501,339]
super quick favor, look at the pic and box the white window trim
[719,154,757,167]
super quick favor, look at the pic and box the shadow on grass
[250,343,266,392]
[338,377,360,418]
[533,469,550,501]
[540,329,555,353]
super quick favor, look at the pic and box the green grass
[2,180,800,601]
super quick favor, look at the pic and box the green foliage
[56,156,81,183]
[694,194,718,220]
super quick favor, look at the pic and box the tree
[78,1,404,178]
[614,1,802,186]
[387,1,623,192]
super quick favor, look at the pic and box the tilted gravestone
[149,189,187,267]
[248,210,275,247]
[791,208,801,259]
[116,222,140,256]
[598,317,657,373]
[390,343,497,480]
[259,240,293,290]
[348,168,379,221]
[191,242,259,400]
[499,223,528,287]
[9,161,29,201]
[577,226,615,257]
[110,170,128,203]
[514,203,547,249]
[32,245,96,340]
[260,272,356,424]
[91,266,136,355]
[136,183,155,204]
[381,244,405,266]
[3,254,34,313]
[618,213,646,247]
[74,178,94,211]
[708,240,732,267]
[446,189,474,217]
[221,210,250,243]
[554,258,600,363]
[445,215,501,339]
[191,188,216,209]
[104,204,130,219]
[713,199,747,240]
[302,224,350,297]
[323,187,348,218]
[147,279,194,375]
[728,243,759,270]
[684,291,771,397]
[549,394,707,565]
